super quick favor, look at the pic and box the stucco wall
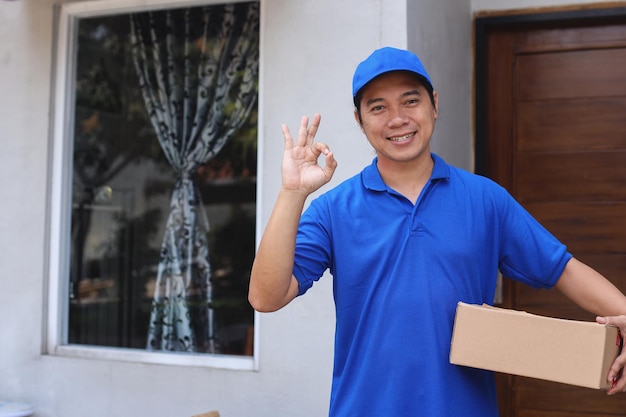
[0,0,419,416]
[408,0,472,170]
[0,0,608,416]
[0,0,55,412]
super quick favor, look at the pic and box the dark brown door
[477,10,626,417]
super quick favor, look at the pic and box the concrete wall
[0,1,424,416]
[0,0,610,416]
[408,0,472,169]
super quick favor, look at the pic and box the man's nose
[387,106,409,127]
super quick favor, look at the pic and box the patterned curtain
[129,2,259,353]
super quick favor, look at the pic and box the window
[48,0,259,369]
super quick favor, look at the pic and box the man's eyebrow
[364,89,423,108]
[365,97,385,107]
[402,89,421,97]
[365,89,422,106]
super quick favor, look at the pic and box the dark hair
[353,72,435,123]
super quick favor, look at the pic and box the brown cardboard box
[449,302,622,389]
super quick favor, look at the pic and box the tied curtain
[129,2,259,353]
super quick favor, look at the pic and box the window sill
[50,345,257,371]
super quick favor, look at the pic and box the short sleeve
[497,188,572,289]
[292,197,333,295]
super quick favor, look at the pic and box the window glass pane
[68,1,258,357]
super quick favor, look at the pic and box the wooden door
[477,10,626,417]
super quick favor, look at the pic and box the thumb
[323,149,337,179]
[597,316,609,325]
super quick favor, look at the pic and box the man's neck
[377,153,434,204]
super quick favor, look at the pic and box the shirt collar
[362,152,451,191]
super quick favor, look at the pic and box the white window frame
[46,0,263,371]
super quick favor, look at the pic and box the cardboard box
[449,302,622,389]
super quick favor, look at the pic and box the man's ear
[433,91,439,119]
[354,109,363,129]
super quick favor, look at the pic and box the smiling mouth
[388,132,415,142]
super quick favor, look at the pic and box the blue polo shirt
[293,154,572,416]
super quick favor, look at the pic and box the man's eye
[371,105,385,112]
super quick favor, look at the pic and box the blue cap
[352,47,433,98]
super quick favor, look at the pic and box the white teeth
[389,133,413,142]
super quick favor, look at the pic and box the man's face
[355,71,438,166]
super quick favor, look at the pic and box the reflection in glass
[68,2,258,356]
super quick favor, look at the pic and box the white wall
[0,0,456,416]
[0,0,54,412]
[0,0,606,416]
[407,0,473,170]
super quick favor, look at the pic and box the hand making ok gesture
[281,113,337,195]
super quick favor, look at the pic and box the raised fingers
[307,113,321,145]
[282,123,294,150]
[295,114,321,147]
